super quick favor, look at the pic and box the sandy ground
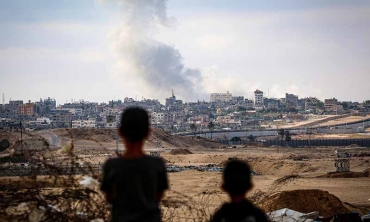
[2,129,370,220]
[68,145,370,209]
[283,115,334,128]
[160,147,370,205]
[312,115,370,128]
[292,133,370,139]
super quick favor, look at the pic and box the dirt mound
[0,131,17,144]
[169,148,193,155]
[162,158,172,164]
[54,128,220,149]
[317,171,369,178]
[53,128,116,142]
[363,168,370,174]
[259,189,349,217]
[273,175,301,186]
[287,154,310,161]
[148,129,220,149]
[219,157,254,167]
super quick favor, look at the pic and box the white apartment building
[254,89,264,109]
[29,117,52,126]
[151,112,170,125]
[210,92,233,102]
[216,115,233,124]
[188,115,209,124]
[72,119,96,128]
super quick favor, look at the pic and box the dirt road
[37,130,61,148]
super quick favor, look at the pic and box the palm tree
[247,135,255,142]
[190,124,197,139]
[208,121,215,139]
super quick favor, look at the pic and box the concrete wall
[317,127,365,134]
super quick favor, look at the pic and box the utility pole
[363,116,365,132]
[116,129,119,154]
[20,121,23,154]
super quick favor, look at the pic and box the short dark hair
[119,107,150,143]
[223,160,252,196]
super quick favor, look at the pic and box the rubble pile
[166,164,222,173]
[169,148,193,155]
[259,189,350,217]
[317,171,369,178]
[166,164,260,175]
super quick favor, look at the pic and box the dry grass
[0,129,228,222]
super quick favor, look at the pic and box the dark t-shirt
[100,155,169,222]
[211,199,268,222]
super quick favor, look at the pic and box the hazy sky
[1,0,369,105]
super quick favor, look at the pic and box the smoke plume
[108,0,205,100]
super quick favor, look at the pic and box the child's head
[119,107,150,144]
[222,160,253,197]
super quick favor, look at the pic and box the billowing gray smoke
[109,0,204,100]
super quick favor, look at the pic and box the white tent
[267,208,319,222]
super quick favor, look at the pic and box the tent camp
[267,208,319,222]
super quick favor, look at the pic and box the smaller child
[211,160,268,222]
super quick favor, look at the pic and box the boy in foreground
[100,107,168,222]
[211,160,268,222]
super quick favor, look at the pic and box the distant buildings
[285,93,298,108]
[51,112,72,127]
[324,98,343,112]
[210,92,232,102]
[244,99,254,109]
[254,90,264,110]
[165,91,183,112]
[29,117,52,130]
[18,101,35,116]
[35,97,56,115]
[72,119,96,128]
[304,97,320,111]
[1,89,368,133]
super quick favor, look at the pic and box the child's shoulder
[213,199,267,222]
[145,156,167,166]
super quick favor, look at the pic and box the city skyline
[1,90,368,106]
[1,0,370,104]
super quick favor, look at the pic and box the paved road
[37,130,61,148]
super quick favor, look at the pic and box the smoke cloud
[108,0,205,100]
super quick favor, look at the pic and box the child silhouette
[211,160,268,222]
[101,107,168,222]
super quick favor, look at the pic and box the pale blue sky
[1,0,369,104]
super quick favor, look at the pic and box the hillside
[52,128,220,149]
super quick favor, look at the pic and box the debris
[169,148,193,155]
[79,176,99,189]
[166,164,222,173]
[267,208,319,222]
[260,189,349,217]
[57,140,74,154]
[90,219,104,222]
[29,208,44,222]
[165,164,260,175]
[16,202,28,211]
